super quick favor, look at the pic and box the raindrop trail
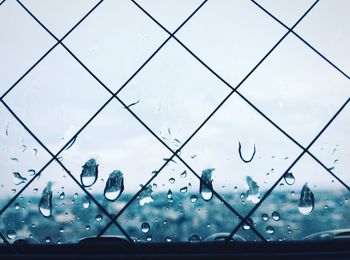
[238,142,256,163]
[125,100,140,109]
[65,135,77,150]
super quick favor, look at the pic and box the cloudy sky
[0,0,350,209]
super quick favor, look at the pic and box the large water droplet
[298,183,314,215]
[180,186,187,193]
[12,172,27,185]
[7,230,16,240]
[262,213,269,221]
[266,226,274,234]
[168,178,175,184]
[104,170,124,201]
[141,223,150,233]
[167,189,173,203]
[238,142,256,163]
[59,192,65,200]
[190,195,198,203]
[83,196,90,209]
[242,218,253,230]
[39,182,52,218]
[188,234,201,242]
[139,185,154,206]
[95,215,103,222]
[272,211,280,221]
[246,176,260,203]
[200,168,214,201]
[80,159,98,187]
[284,172,295,185]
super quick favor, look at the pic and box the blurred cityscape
[0,189,349,244]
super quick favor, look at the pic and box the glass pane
[0,0,349,245]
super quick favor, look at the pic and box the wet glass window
[0,0,349,244]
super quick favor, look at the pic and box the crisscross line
[96,97,266,241]
[0,0,105,101]
[133,0,350,199]
[251,0,350,81]
[0,0,226,243]
[126,0,350,238]
[96,0,321,239]
[0,99,133,243]
[13,0,342,243]
[227,96,350,241]
[1,0,349,244]
[4,0,258,242]
[0,0,6,7]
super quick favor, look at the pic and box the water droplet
[12,172,27,185]
[238,142,256,163]
[15,203,20,210]
[59,227,64,233]
[298,183,314,215]
[80,159,98,187]
[7,230,16,240]
[168,178,175,184]
[85,225,90,231]
[141,223,150,233]
[27,169,36,176]
[266,226,274,234]
[180,186,187,193]
[272,211,280,221]
[167,189,173,203]
[234,186,238,193]
[284,172,295,185]
[146,235,152,241]
[45,236,51,243]
[188,234,201,242]
[166,236,172,242]
[95,215,103,222]
[246,176,260,203]
[83,196,90,209]
[200,168,214,201]
[180,170,187,178]
[139,185,154,206]
[190,195,198,203]
[104,170,124,201]
[39,182,52,218]
[242,218,253,230]
[59,192,65,200]
[262,213,269,221]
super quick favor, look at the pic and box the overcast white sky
[0,0,350,210]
